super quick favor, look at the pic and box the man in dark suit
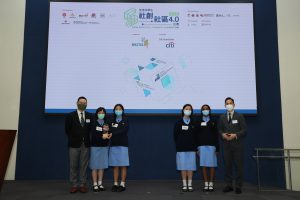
[218,97,247,194]
[65,96,92,193]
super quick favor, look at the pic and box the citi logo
[166,42,175,48]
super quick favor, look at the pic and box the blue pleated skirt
[89,146,109,170]
[109,146,130,167]
[198,146,217,167]
[176,152,196,171]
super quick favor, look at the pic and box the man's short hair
[225,97,234,104]
[77,96,87,102]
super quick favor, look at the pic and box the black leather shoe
[92,185,100,192]
[182,186,188,192]
[235,188,242,194]
[111,185,118,192]
[98,185,106,191]
[188,186,194,192]
[117,185,126,192]
[223,186,234,193]
[203,186,209,192]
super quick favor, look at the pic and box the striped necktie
[228,112,232,124]
[80,112,84,127]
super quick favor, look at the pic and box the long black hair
[113,104,125,119]
[181,104,193,117]
[200,104,212,118]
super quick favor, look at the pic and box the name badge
[232,120,238,124]
[112,123,118,128]
[182,125,189,130]
[86,119,90,123]
[201,122,207,126]
[96,126,102,131]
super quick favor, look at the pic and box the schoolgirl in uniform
[173,104,197,192]
[90,107,111,192]
[196,104,219,192]
[109,104,129,192]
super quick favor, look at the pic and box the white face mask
[183,109,192,116]
[226,104,234,112]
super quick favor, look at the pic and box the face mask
[183,110,192,116]
[97,114,105,119]
[115,110,123,116]
[77,103,87,111]
[226,104,234,112]
[202,110,210,116]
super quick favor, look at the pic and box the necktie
[228,112,232,124]
[80,112,84,127]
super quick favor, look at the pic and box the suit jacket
[65,110,93,148]
[218,111,247,140]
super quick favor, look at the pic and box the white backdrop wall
[0,0,25,180]
[277,0,300,191]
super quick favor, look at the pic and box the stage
[1,180,299,200]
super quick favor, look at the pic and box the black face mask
[77,103,87,111]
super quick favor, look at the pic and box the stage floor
[1,180,299,200]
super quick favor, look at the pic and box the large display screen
[45,1,257,114]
